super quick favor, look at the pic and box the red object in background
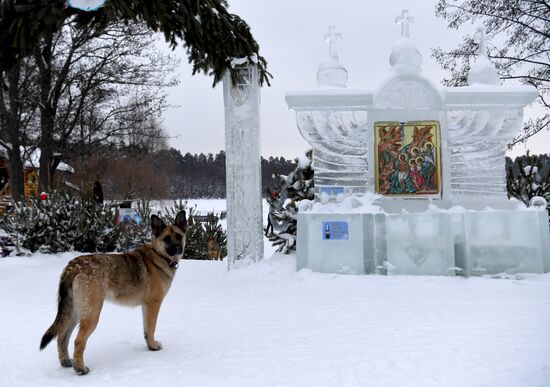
[271,191,280,199]
[40,192,48,201]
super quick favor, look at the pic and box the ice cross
[324,26,341,59]
[474,26,488,57]
[396,10,414,38]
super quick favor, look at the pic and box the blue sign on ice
[319,186,345,196]
[322,221,349,240]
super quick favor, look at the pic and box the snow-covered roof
[24,149,74,174]
[0,147,74,173]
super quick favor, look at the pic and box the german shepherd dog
[40,211,187,375]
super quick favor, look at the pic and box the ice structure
[223,64,264,268]
[286,14,550,276]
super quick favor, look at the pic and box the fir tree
[74,193,118,253]
[160,199,210,260]
[183,207,227,260]
[185,222,207,259]
[266,150,314,254]
[0,0,271,86]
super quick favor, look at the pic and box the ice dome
[316,26,348,88]
[468,27,501,86]
[389,37,423,75]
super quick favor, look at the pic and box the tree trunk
[0,65,26,203]
[36,36,54,193]
[38,138,52,192]
[7,148,24,203]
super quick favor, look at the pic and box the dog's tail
[40,275,73,350]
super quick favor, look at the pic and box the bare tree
[432,0,550,147]
[109,96,170,156]
[1,0,270,198]
[34,20,178,191]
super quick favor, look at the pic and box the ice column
[223,64,264,268]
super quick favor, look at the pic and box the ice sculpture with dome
[286,11,550,276]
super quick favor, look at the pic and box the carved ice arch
[374,77,443,110]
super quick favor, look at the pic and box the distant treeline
[68,149,550,201]
[69,148,296,200]
[155,149,296,198]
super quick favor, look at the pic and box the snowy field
[1,200,550,387]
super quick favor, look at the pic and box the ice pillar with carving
[223,64,264,268]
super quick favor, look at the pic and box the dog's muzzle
[167,245,183,257]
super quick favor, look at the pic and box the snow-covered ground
[1,200,550,386]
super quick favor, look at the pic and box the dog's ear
[174,210,187,232]
[151,215,166,237]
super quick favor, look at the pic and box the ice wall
[447,108,523,198]
[297,204,550,276]
[295,110,369,194]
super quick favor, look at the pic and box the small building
[0,148,74,204]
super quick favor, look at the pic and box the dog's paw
[74,365,90,376]
[147,340,163,351]
[60,358,73,368]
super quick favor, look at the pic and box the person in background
[92,179,103,204]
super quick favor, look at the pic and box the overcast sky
[160,0,549,160]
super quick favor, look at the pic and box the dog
[207,237,222,260]
[39,211,187,375]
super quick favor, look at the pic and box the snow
[468,55,501,86]
[389,36,423,75]
[230,57,250,67]
[1,251,550,386]
[530,196,548,209]
[22,148,75,174]
[296,155,310,169]
[1,199,550,385]
[67,0,105,11]
[524,165,538,175]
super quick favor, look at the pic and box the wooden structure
[0,151,73,211]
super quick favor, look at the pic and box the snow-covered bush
[0,234,13,257]
[266,150,314,253]
[507,153,550,231]
[0,195,228,258]
[116,198,153,252]
[0,192,117,254]
[506,153,550,207]
[185,220,207,259]
[182,205,227,260]
[72,194,118,253]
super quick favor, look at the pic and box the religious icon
[374,121,441,197]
